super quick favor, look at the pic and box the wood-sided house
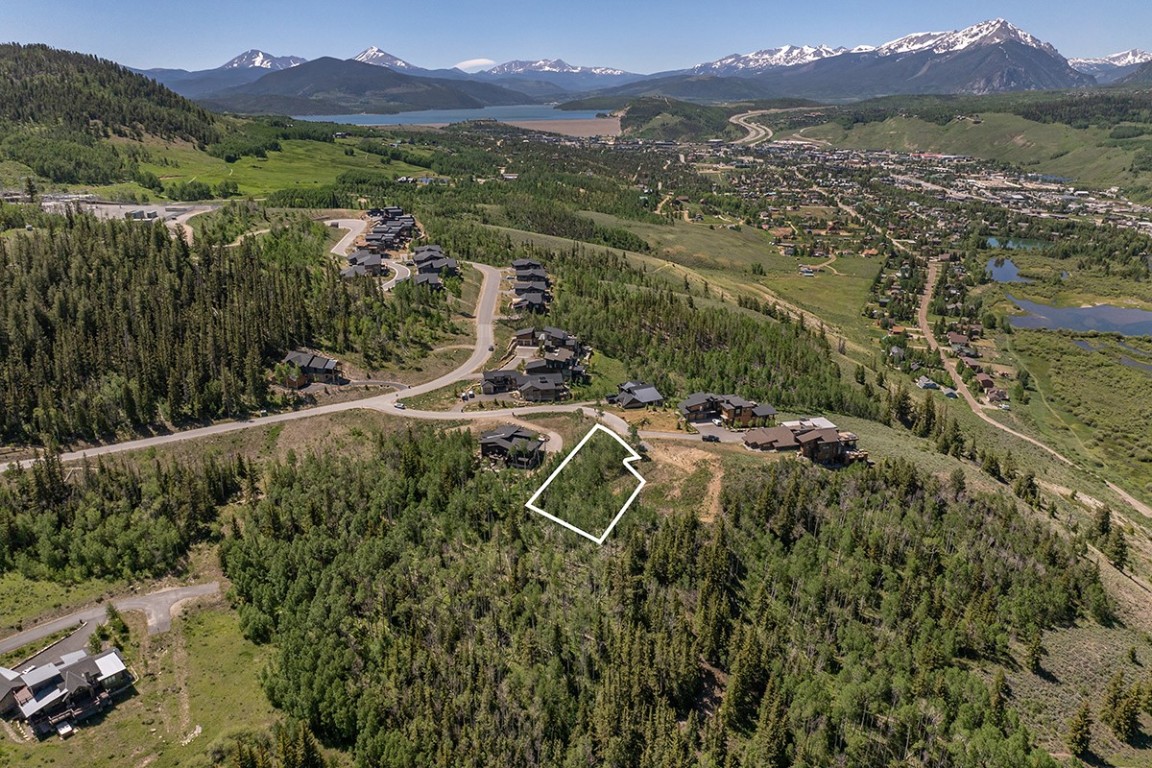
[2,648,132,738]
[678,393,776,427]
[480,425,544,468]
[282,350,340,387]
[610,381,665,409]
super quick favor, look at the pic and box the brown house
[744,426,800,451]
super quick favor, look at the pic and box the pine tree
[1065,699,1093,757]
[988,670,1007,730]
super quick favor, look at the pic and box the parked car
[394,401,407,410]
[701,434,720,443]
[711,418,723,427]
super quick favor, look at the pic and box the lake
[986,257,1032,283]
[986,237,1046,251]
[295,105,608,126]
[1007,294,1152,337]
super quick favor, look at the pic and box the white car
[711,418,723,427]
[394,402,407,410]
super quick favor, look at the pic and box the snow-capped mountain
[686,20,1066,79]
[488,59,629,76]
[1071,49,1152,68]
[220,50,306,70]
[874,19,1058,57]
[1069,49,1152,83]
[352,47,416,70]
[689,45,846,75]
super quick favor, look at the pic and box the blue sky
[3,0,1150,72]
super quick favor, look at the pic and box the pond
[986,257,1032,283]
[986,236,1047,251]
[1007,294,1152,337]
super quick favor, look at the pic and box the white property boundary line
[525,424,646,545]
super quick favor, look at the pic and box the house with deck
[2,648,132,738]
[611,381,665,409]
[678,393,776,427]
[480,425,544,468]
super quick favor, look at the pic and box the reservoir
[296,105,609,126]
[1007,294,1152,337]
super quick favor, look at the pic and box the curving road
[0,582,221,662]
[729,110,775,146]
[1,261,518,471]
[917,260,1073,466]
[327,217,411,290]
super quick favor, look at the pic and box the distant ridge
[221,49,306,71]
[198,57,537,115]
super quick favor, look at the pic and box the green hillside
[799,113,1152,193]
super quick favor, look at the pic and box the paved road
[1,262,504,472]
[327,218,367,257]
[916,260,1073,467]
[729,110,775,146]
[382,259,411,290]
[0,582,221,664]
[328,217,411,290]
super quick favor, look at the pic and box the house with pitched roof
[3,648,132,738]
[678,393,776,427]
[480,425,544,468]
[281,350,340,387]
[610,381,665,409]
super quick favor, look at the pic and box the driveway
[0,582,221,666]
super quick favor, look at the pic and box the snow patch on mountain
[690,44,847,74]
[876,19,1057,57]
[488,59,629,76]
[353,47,415,69]
[221,50,306,70]
[1070,49,1152,68]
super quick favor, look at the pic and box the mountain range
[134,19,1141,114]
[1068,49,1152,83]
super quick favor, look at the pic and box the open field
[577,210,882,345]
[91,138,430,200]
[795,113,1152,195]
[1007,330,1152,500]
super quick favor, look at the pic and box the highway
[729,110,775,146]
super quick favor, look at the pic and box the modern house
[511,258,543,270]
[3,648,132,738]
[413,273,444,290]
[281,350,340,387]
[678,393,776,427]
[481,370,521,395]
[512,293,548,314]
[479,425,544,468]
[515,268,550,284]
[519,373,569,402]
[611,381,665,409]
[796,428,861,464]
